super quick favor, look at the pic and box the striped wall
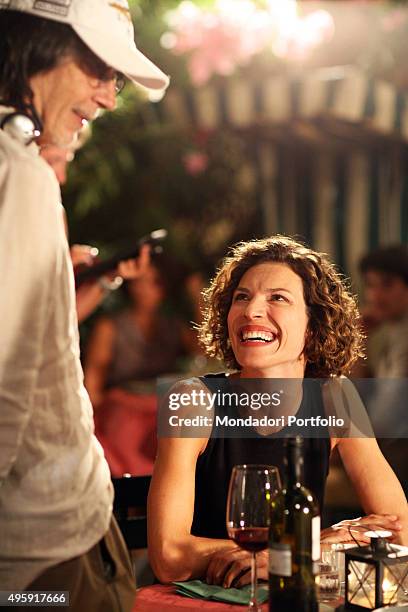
[161,67,408,139]
[157,66,408,285]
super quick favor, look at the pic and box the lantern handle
[347,524,365,548]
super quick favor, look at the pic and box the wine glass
[226,464,281,611]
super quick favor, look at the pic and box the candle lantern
[344,537,408,610]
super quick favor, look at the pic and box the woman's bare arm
[147,435,237,583]
[337,436,408,545]
[83,317,115,407]
[148,374,276,586]
[322,378,407,544]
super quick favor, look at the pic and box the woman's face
[127,265,165,309]
[227,262,309,377]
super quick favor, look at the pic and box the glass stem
[249,551,258,610]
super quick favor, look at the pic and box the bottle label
[269,543,292,577]
[312,515,321,562]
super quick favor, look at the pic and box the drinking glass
[318,546,341,602]
[226,464,281,611]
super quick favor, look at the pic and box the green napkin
[174,580,268,605]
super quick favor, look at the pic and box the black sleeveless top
[191,374,331,539]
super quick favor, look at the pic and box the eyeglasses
[98,70,126,95]
[115,73,126,95]
[77,49,126,95]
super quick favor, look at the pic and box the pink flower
[382,8,407,32]
[164,1,273,86]
[274,10,335,61]
[163,1,335,84]
[182,151,209,176]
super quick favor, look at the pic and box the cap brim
[73,24,170,92]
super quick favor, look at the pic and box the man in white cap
[0,1,168,608]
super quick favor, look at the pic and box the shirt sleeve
[0,150,62,480]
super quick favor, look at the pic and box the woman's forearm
[362,487,408,545]
[149,534,236,583]
[339,438,408,545]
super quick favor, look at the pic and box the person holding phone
[0,1,168,608]
[40,143,152,323]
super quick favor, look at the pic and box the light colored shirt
[0,107,113,589]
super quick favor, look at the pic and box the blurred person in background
[41,141,151,323]
[0,0,168,607]
[357,244,408,495]
[359,244,408,378]
[84,259,199,476]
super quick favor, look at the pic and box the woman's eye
[233,293,248,301]
[270,294,287,302]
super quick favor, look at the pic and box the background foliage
[65,0,408,289]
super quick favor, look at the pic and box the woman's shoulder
[321,375,373,437]
[161,376,217,413]
[168,375,212,394]
[320,375,359,398]
[320,375,358,411]
[158,376,214,451]
[167,371,230,387]
[203,371,228,378]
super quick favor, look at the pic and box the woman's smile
[238,324,278,346]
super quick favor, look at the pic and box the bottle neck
[286,445,304,487]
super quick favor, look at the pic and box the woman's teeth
[241,331,274,342]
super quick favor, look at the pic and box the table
[133,584,342,611]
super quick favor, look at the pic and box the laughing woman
[148,236,408,587]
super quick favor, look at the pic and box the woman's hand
[117,243,150,279]
[205,515,402,589]
[206,547,268,588]
[70,244,98,268]
[321,514,402,545]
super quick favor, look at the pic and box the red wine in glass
[229,527,269,553]
[226,464,281,611]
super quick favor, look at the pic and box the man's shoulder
[0,131,60,210]
[0,131,62,237]
[0,130,48,175]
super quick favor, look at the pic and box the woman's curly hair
[198,236,364,377]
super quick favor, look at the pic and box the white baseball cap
[1,0,169,92]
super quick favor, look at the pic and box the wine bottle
[269,437,320,612]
